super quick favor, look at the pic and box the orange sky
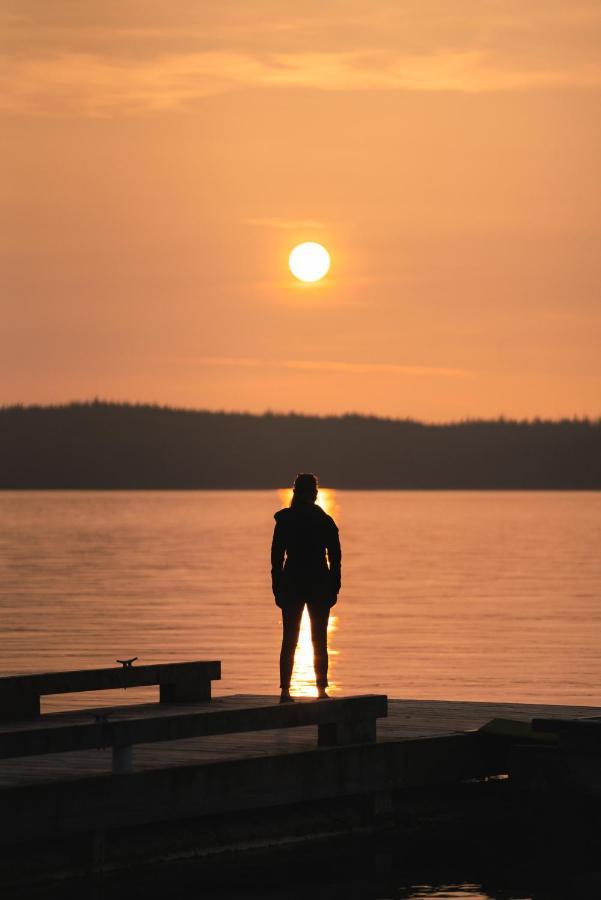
[2,1,600,420]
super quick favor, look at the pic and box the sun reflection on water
[289,607,339,698]
[277,486,338,519]
[276,486,340,697]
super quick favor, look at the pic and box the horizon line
[1,399,599,428]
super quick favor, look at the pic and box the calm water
[1,490,599,711]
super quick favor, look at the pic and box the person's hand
[272,575,283,608]
[329,593,338,608]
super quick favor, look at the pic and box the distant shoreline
[1,487,599,492]
[2,402,600,490]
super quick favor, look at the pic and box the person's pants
[279,600,330,689]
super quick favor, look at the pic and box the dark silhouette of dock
[1,659,600,889]
[1,695,598,788]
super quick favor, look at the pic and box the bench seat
[0,660,221,720]
[0,694,388,771]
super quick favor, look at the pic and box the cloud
[2,49,601,117]
[183,355,473,378]
[245,218,326,230]
[2,2,601,116]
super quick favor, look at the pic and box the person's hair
[290,472,318,508]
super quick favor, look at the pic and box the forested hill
[1,403,599,489]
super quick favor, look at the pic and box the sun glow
[277,486,338,519]
[289,242,330,283]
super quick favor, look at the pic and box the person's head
[290,472,318,508]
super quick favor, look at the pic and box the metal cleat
[116,657,138,669]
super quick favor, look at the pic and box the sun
[289,242,330,283]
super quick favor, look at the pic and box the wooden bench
[0,660,221,721]
[0,694,388,773]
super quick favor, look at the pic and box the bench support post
[112,744,133,774]
[0,693,40,722]
[318,718,376,747]
[160,677,211,704]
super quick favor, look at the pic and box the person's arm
[270,521,286,606]
[326,520,342,597]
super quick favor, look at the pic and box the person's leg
[308,601,330,696]
[279,601,304,699]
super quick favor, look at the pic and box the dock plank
[0,696,599,788]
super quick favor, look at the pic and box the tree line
[1,401,599,489]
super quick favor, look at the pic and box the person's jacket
[271,504,341,605]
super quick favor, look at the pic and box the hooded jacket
[271,504,341,604]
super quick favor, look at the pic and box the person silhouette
[271,472,341,703]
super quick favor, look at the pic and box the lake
[1,490,599,712]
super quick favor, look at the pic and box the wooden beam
[0,695,388,761]
[0,731,482,843]
[0,661,221,721]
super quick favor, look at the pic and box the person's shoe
[280,690,294,703]
[317,688,329,699]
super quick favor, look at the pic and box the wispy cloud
[246,217,326,230]
[184,355,472,378]
[2,49,600,116]
[2,1,601,116]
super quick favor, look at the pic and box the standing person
[271,473,341,703]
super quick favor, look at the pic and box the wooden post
[0,692,40,722]
[160,675,211,704]
[371,790,395,827]
[90,830,106,876]
[112,744,133,774]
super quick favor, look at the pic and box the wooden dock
[1,696,599,788]
[1,664,600,888]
